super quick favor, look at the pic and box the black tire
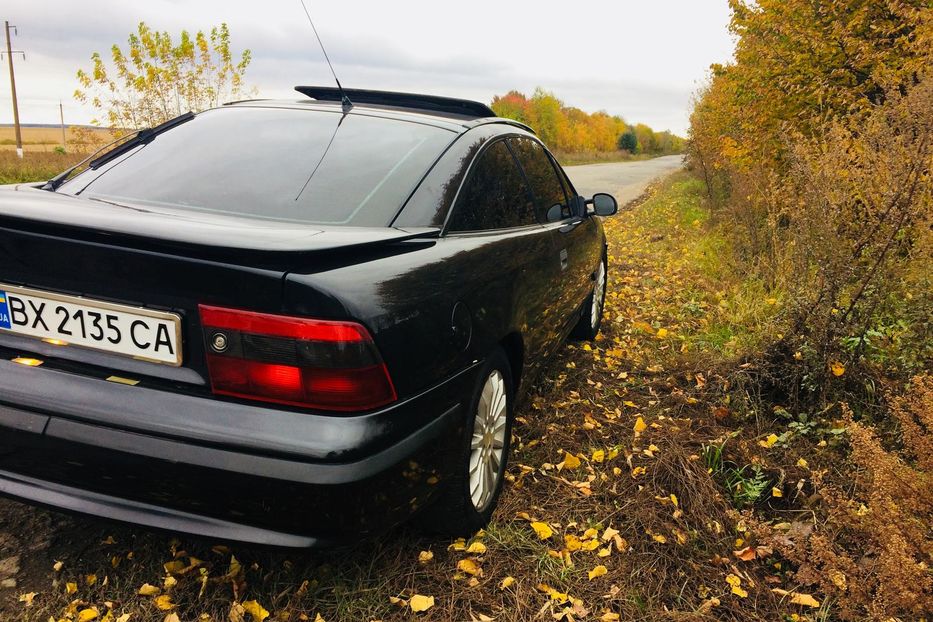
[570,253,608,341]
[418,348,514,536]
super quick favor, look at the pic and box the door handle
[559,248,569,271]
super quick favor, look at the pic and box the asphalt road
[565,154,684,204]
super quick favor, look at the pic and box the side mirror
[589,193,618,216]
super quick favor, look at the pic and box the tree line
[491,88,684,156]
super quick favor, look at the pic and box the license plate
[0,283,182,366]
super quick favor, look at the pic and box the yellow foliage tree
[75,22,253,132]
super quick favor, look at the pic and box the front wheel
[571,254,608,341]
[419,348,514,536]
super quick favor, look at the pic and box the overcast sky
[1,1,734,135]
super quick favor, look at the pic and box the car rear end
[0,104,470,545]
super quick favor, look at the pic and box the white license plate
[0,283,182,366]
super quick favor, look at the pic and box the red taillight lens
[199,305,397,412]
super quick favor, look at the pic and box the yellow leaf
[623,401,637,408]
[138,584,161,596]
[465,541,487,554]
[163,560,186,575]
[53,560,64,572]
[588,565,608,580]
[448,538,467,551]
[86,574,97,586]
[499,576,515,590]
[670,494,678,507]
[656,328,669,339]
[797,458,809,468]
[631,466,646,477]
[164,614,181,622]
[409,594,435,613]
[154,595,175,611]
[562,452,582,469]
[66,582,78,594]
[591,449,605,463]
[78,608,99,622]
[600,613,620,622]
[241,600,269,621]
[771,589,821,608]
[726,574,747,598]
[829,570,847,591]
[457,558,483,577]
[530,522,553,540]
[633,417,647,434]
[418,550,434,564]
[651,533,667,544]
[771,487,783,498]
[758,433,779,448]
[830,361,845,376]
[18,592,37,607]
[598,546,611,557]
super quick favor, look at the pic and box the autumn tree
[490,88,682,157]
[75,22,253,132]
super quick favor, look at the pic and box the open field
[0,126,111,153]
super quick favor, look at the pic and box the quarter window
[509,137,570,222]
[447,140,537,232]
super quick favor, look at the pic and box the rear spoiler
[295,86,497,119]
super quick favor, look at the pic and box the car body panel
[0,97,612,545]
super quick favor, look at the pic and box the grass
[0,150,85,185]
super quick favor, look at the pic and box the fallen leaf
[633,417,647,434]
[561,452,582,469]
[53,560,64,572]
[726,574,748,598]
[409,594,434,613]
[164,614,180,622]
[758,434,778,448]
[457,558,483,577]
[531,522,553,540]
[771,589,821,608]
[18,592,37,607]
[466,541,487,554]
[418,550,434,564]
[77,608,99,622]
[830,361,845,376]
[66,582,78,594]
[499,576,515,590]
[588,565,608,580]
[771,487,783,498]
[241,600,269,621]
[154,595,175,611]
[591,449,605,463]
[600,612,620,622]
[138,584,161,596]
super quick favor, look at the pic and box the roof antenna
[298,0,352,113]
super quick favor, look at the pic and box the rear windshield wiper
[43,111,196,192]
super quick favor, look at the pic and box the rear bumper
[0,359,478,546]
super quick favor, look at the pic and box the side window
[447,140,537,232]
[509,137,571,223]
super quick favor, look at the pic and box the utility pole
[59,101,66,149]
[3,21,25,158]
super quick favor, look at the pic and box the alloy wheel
[591,260,606,329]
[469,370,508,511]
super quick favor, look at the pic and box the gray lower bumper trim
[0,469,320,548]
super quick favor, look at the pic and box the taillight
[199,305,397,412]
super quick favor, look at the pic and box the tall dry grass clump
[762,376,933,619]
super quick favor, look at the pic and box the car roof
[223,87,535,135]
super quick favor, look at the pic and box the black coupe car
[0,87,617,547]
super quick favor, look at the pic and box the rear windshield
[59,107,455,227]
